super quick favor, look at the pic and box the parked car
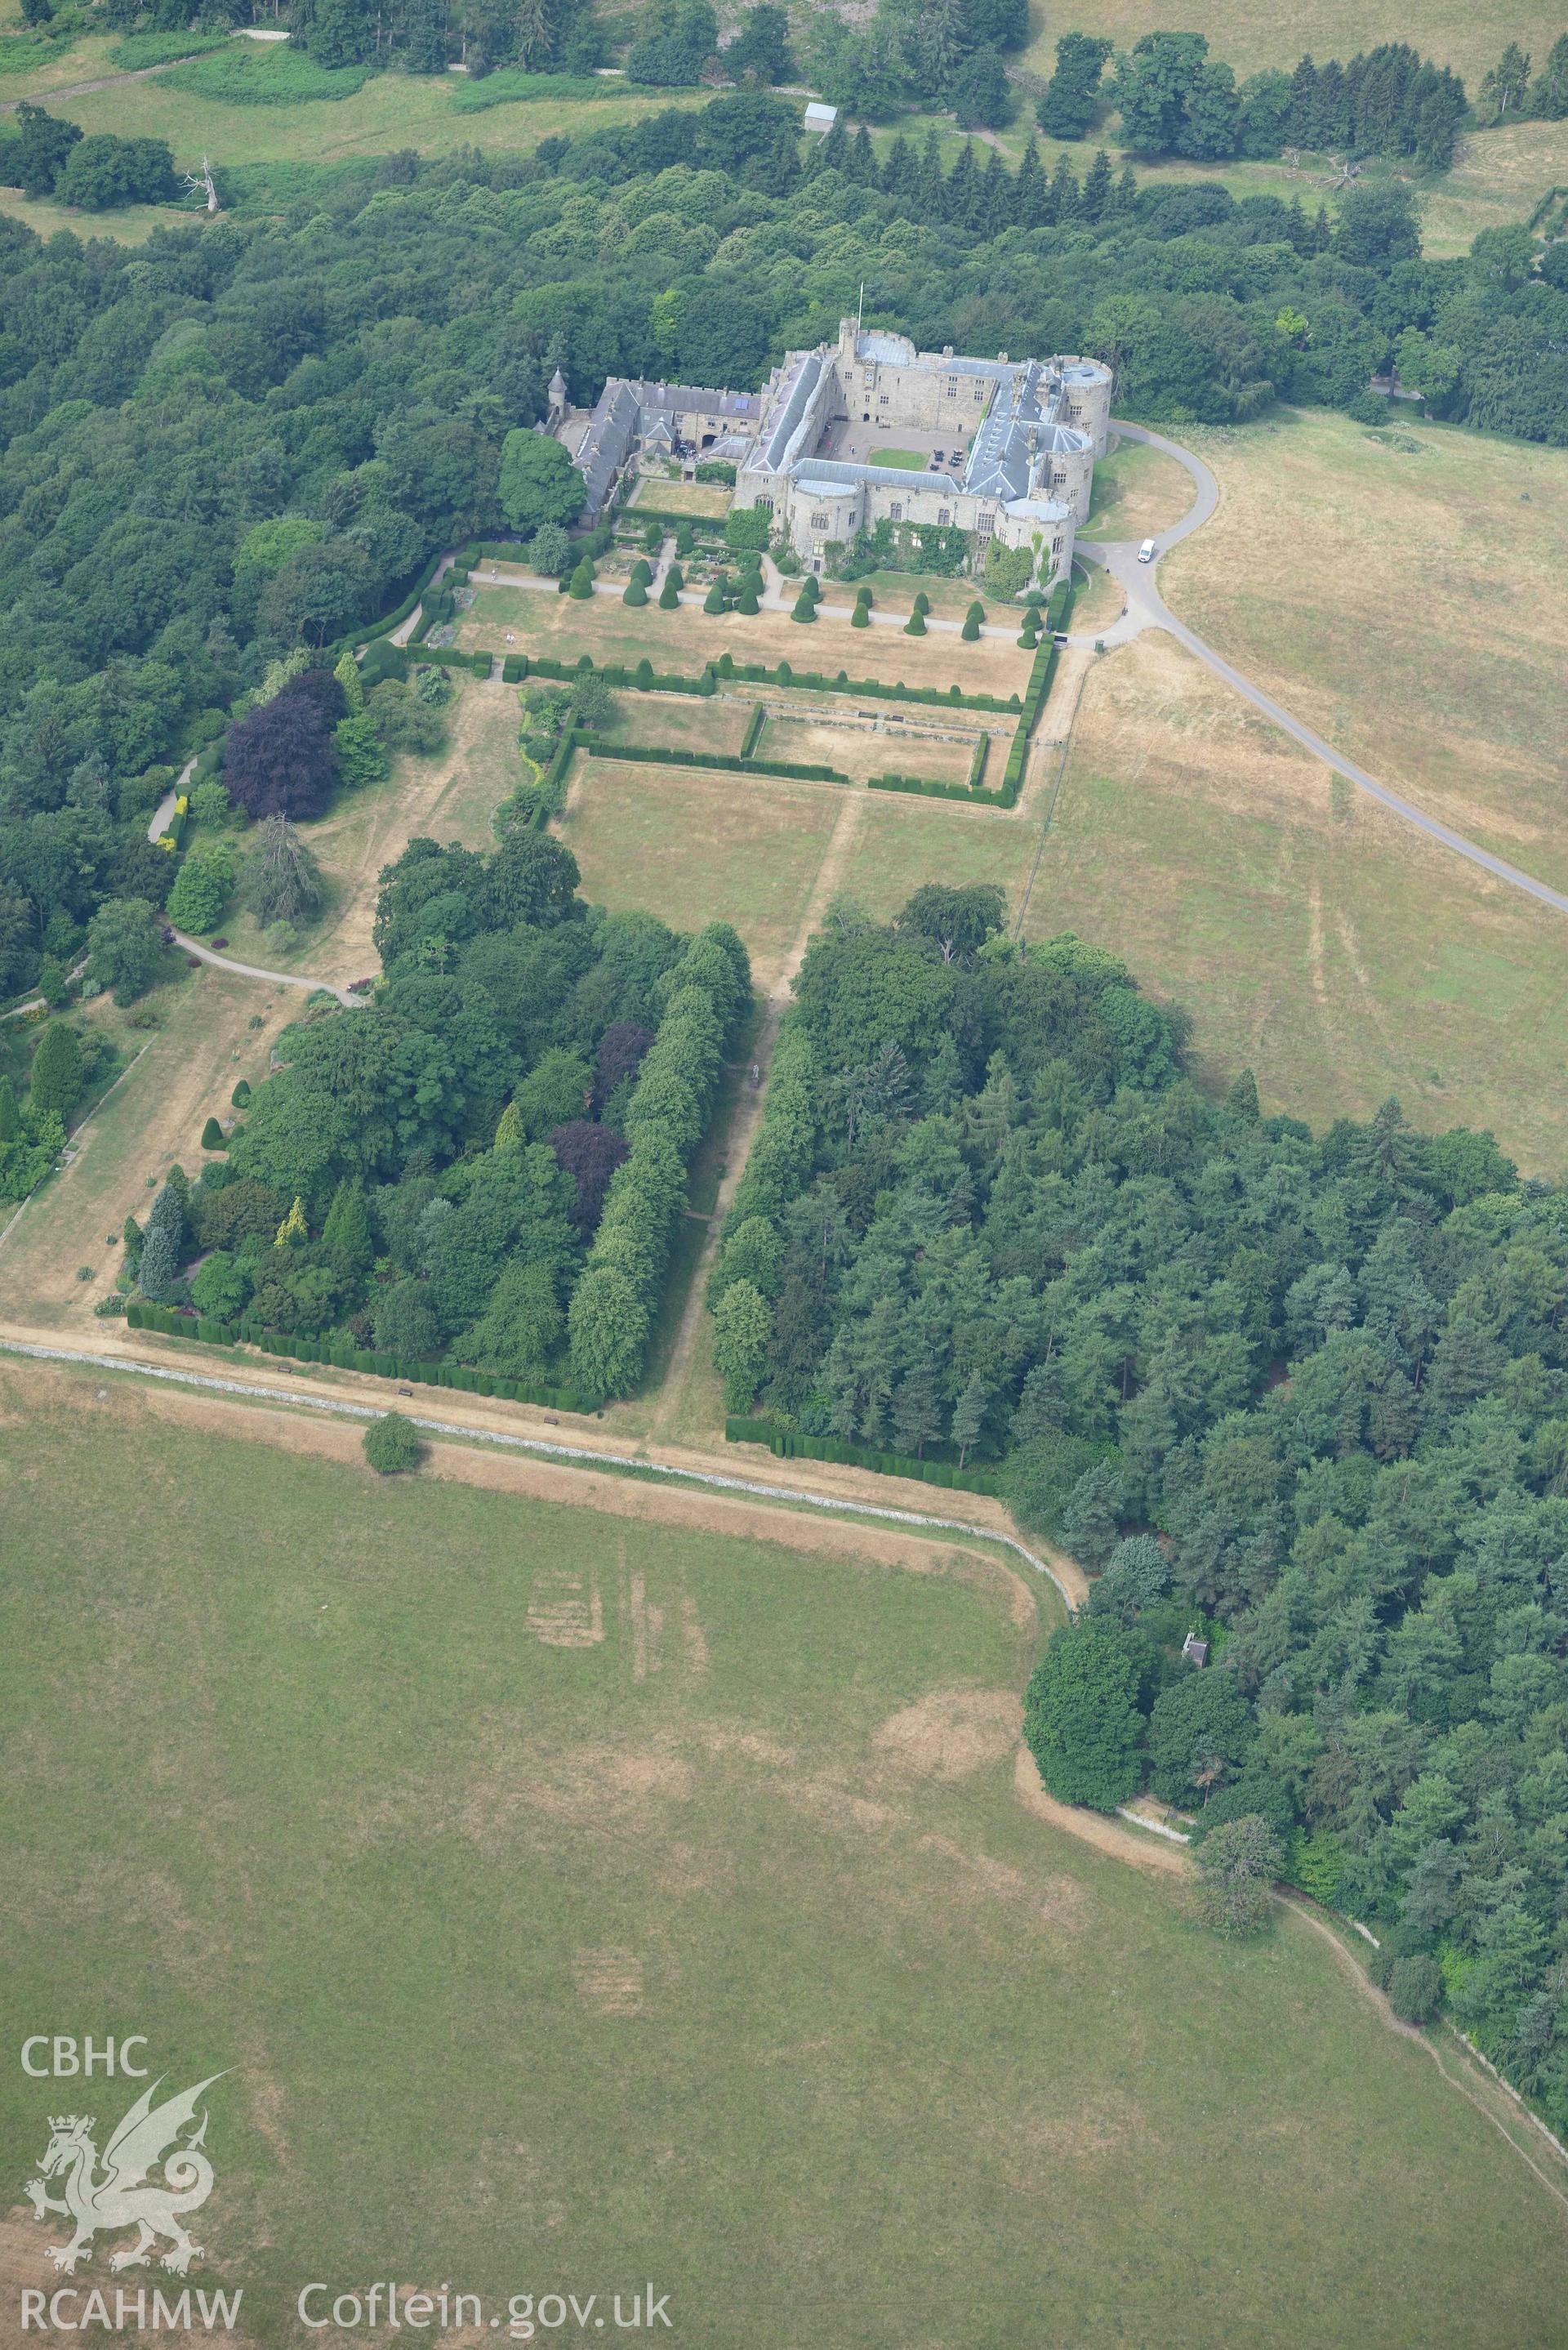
[1138,538,1157,564]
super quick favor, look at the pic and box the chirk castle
[555,319,1113,589]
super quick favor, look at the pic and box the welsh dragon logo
[24,2075,225,2277]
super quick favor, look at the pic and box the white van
[1138,538,1157,564]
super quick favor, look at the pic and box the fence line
[0,1340,1078,1612]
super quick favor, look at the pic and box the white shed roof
[803,102,838,128]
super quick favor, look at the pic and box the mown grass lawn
[5,1370,1568,2348]
[559,756,844,987]
[460,582,1031,698]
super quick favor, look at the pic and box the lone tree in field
[86,896,162,1006]
[224,690,340,821]
[1193,1814,1282,1939]
[247,814,324,929]
[166,845,233,936]
[28,1022,83,1124]
[136,1181,186,1303]
[363,1411,422,1474]
[1022,1618,1146,1810]
[498,430,586,534]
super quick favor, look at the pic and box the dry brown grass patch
[873,1688,1022,1780]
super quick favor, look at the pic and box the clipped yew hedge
[577,737,845,783]
[505,647,1019,715]
[868,772,1012,807]
[123,1301,594,1412]
[724,1416,1002,1495]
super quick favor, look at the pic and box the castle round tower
[1056,359,1114,458]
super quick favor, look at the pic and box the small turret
[547,365,568,412]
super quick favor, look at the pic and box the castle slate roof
[573,377,762,510]
[576,378,639,512]
[755,351,825,474]
[630,381,759,418]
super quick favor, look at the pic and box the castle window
[976,510,994,536]
[946,377,957,397]
[879,394,889,406]
[1052,535,1062,557]
[938,507,951,527]
[810,511,830,533]
[756,496,773,511]
[973,384,984,399]
[890,502,902,521]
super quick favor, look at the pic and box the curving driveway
[169,930,358,1006]
[1074,424,1568,921]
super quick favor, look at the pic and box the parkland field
[5,6,1566,268]
[4,1362,1568,2348]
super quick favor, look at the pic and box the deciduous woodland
[714,887,1568,2125]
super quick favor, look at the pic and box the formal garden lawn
[755,710,991,786]
[866,448,928,470]
[1067,554,1127,635]
[5,1366,1568,2348]
[459,582,1032,698]
[820,568,981,618]
[832,791,1036,926]
[604,689,752,755]
[627,477,733,517]
[559,757,844,987]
